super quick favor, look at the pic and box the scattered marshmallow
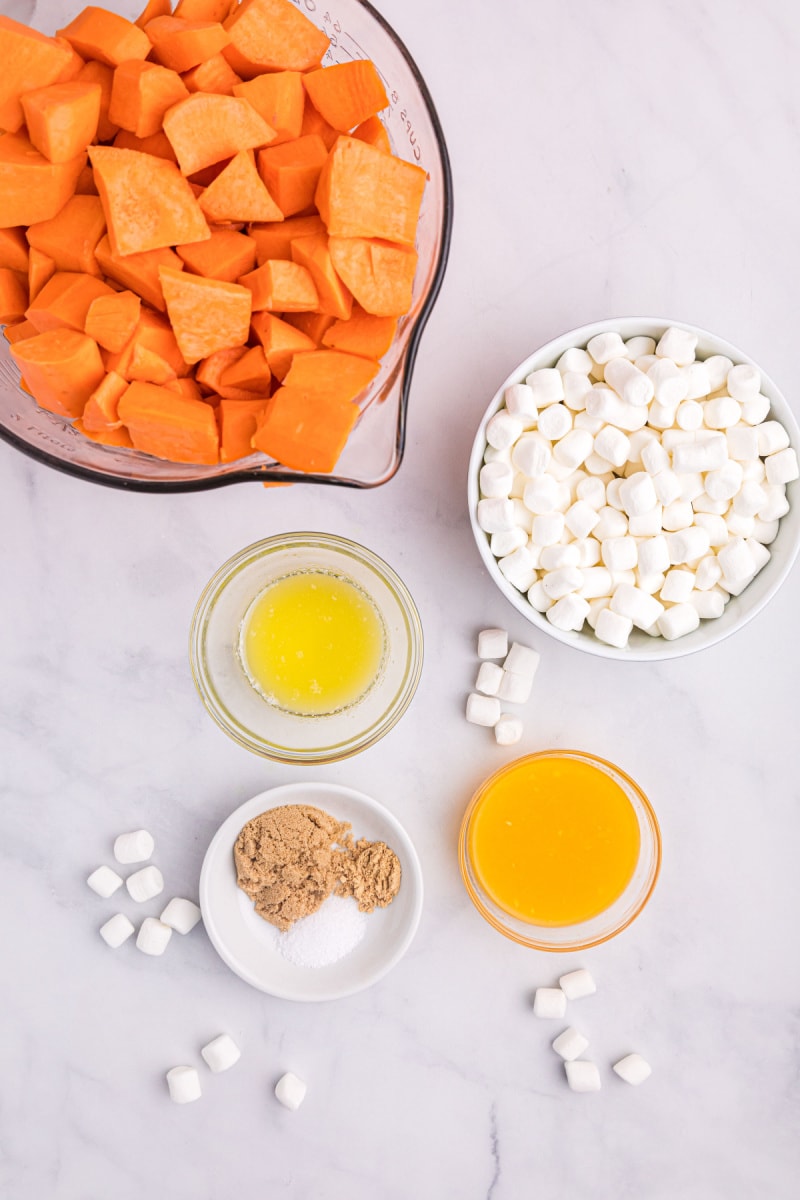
[494,713,523,746]
[160,897,202,935]
[565,1061,602,1092]
[559,968,597,1000]
[136,917,172,956]
[497,670,533,704]
[113,830,154,865]
[275,1072,307,1111]
[475,661,504,697]
[166,1065,202,1104]
[466,693,501,727]
[87,865,123,898]
[533,987,568,1019]
[126,865,164,903]
[552,1027,590,1062]
[478,628,509,660]
[201,1034,241,1073]
[99,913,135,949]
[612,1053,652,1086]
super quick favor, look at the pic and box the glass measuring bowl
[0,0,453,492]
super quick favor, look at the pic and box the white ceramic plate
[199,782,424,1001]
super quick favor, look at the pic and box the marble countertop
[2,0,799,1197]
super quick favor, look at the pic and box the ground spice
[234,804,402,932]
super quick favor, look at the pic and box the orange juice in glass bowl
[458,750,661,951]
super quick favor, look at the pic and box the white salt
[276,895,367,968]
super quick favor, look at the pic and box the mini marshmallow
[604,357,654,407]
[557,346,593,374]
[166,1065,202,1104]
[498,546,538,591]
[275,1072,307,1111]
[627,428,659,462]
[531,512,565,547]
[675,399,704,431]
[725,511,755,538]
[593,424,631,468]
[126,865,164,903]
[652,468,682,507]
[594,507,629,540]
[160,897,202,935]
[692,492,730,515]
[587,331,627,364]
[705,461,744,501]
[704,396,742,429]
[87,865,123,898]
[704,354,734,391]
[746,539,771,572]
[610,584,664,631]
[757,484,790,522]
[605,478,625,510]
[656,325,697,365]
[661,569,696,604]
[497,670,534,704]
[765,447,799,485]
[490,528,528,557]
[647,357,688,406]
[726,363,761,402]
[546,460,577,487]
[578,566,613,599]
[504,642,541,678]
[477,498,516,534]
[114,829,154,865]
[677,472,705,504]
[474,662,503,698]
[584,451,614,475]
[552,1027,590,1062]
[751,518,780,544]
[661,500,694,531]
[99,913,135,949]
[693,513,729,548]
[542,566,584,600]
[466,693,502,727]
[540,544,581,570]
[587,389,648,432]
[671,433,728,474]
[741,458,767,483]
[575,413,606,436]
[625,335,656,359]
[682,361,712,400]
[136,917,172,956]
[565,1061,602,1092]
[484,444,512,465]
[504,383,538,426]
[601,537,638,571]
[717,537,758,590]
[478,628,509,659]
[634,356,659,372]
[647,401,679,430]
[559,968,597,1000]
[726,424,760,461]
[689,589,726,619]
[523,474,561,514]
[641,438,670,476]
[494,713,523,746]
[512,432,551,477]
[594,608,633,648]
[553,428,593,469]
[538,403,573,441]
[527,581,553,612]
[564,500,600,540]
[479,460,514,498]
[201,1033,241,1073]
[546,594,590,631]
[575,537,602,566]
[637,535,671,577]
[586,599,610,629]
[636,571,666,595]
[657,603,700,640]
[525,367,564,407]
[694,555,723,590]
[511,499,534,533]
[741,393,772,425]
[733,481,768,519]
[563,371,593,411]
[618,472,658,517]
[612,1053,652,1086]
[628,506,664,537]
[666,526,711,565]
[486,410,523,450]
[533,987,568,1019]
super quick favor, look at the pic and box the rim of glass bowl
[0,0,454,493]
[458,749,662,952]
[468,316,800,661]
[189,532,424,763]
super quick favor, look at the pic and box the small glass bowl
[458,749,661,952]
[190,532,423,763]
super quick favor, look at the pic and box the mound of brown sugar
[234,804,402,932]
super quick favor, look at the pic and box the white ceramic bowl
[468,317,800,660]
[199,783,423,1002]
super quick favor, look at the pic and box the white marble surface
[2,0,800,1197]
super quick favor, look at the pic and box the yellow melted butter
[239,571,386,716]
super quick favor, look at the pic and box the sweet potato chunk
[21,82,102,164]
[290,233,351,320]
[315,136,426,247]
[219,396,269,462]
[248,214,325,263]
[26,271,115,334]
[223,0,329,76]
[108,61,189,139]
[26,195,107,277]
[158,265,252,363]
[162,92,276,176]
[177,228,257,282]
[233,71,303,143]
[0,269,28,324]
[0,133,86,228]
[0,228,30,274]
[252,386,358,473]
[0,16,80,134]
[118,379,220,463]
[322,306,398,359]
[249,311,315,380]
[303,61,388,133]
[10,328,105,418]
[282,349,379,403]
[238,259,318,312]
[82,369,128,431]
[198,151,283,223]
[328,236,417,317]
[256,134,326,217]
[58,7,152,68]
[95,236,183,313]
[84,290,141,352]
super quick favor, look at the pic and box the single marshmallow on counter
[656,326,697,365]
[166,1065,202,1104]
[497,671,534,705]
[114,829,154,865]
[136,917,172,956]
[565,1061,602,1093]
[160,897,202,935]
[538,403,572,441]
[594,608,632,648]
[559,968,597,1000]
[479,624,510,662]
[275,1072,307,1111]
[87,865,123,898]
[546,594,590,632]
[504,383,538,426]
[533,987,568,1019]
[494,713,523,746]
[466,693,502,727]
[99,913,135,949]
[504,642,541,678]
[486,410,523,450]
[475,661,504,697]
[612,1053,652,1086]
[765,447,799,484]
[552,1027,590,1062]
[126,865,164,903]
[201,1034,241,1073]
[587,331,627,364]
[477,498,516,535]
[726,363,760,402]
[604,357,654,407]
[657,604,700,640]
[479,460,514,498]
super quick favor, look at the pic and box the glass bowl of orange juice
[459,750,661,951]
[190,533,423,763]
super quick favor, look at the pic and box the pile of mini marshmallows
[88,828,202,955]
[466,628,540,745]
[165,1039,306,1111]
[534,968,651,1091]
[477,326,799,646]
